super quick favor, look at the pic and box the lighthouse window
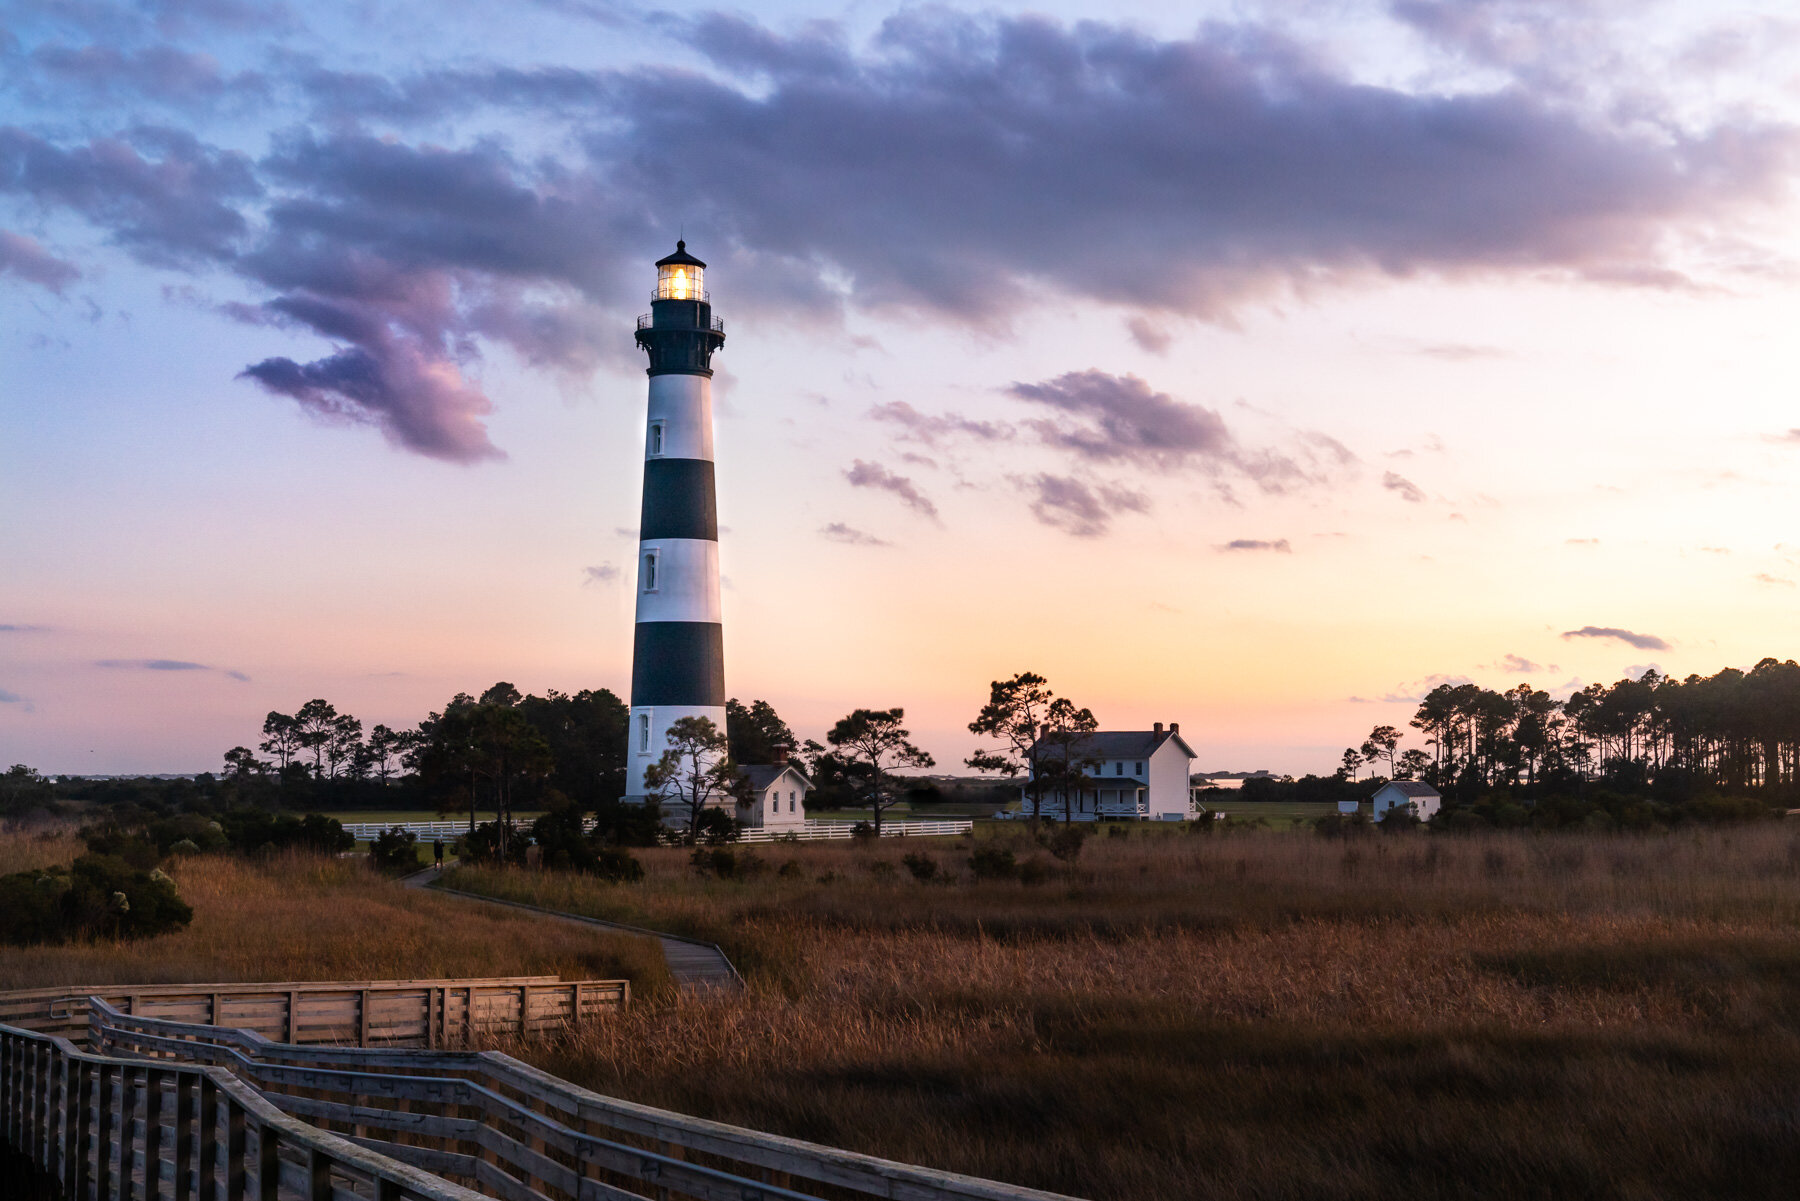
[649,422,664,456]
[637,714,650,753]
[642,550,659,592]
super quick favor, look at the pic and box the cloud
[1497,654,1544,673]
[1125,315,1171,354]
[1417,343,1509,361]
[0,688,26,705]
[28,42,265,107]
[1560,626,1671,651]
[869,402,1011,448]
[9,7,1797,464]
[845,460,938,520]
[1700,546,1731,554]
[1349,673,1476,704]
[95,658,250,680]
[0,230,78,292]
[582,563,620,585]
[1566,537,1599,546]
[1007,371,1234,469]
[1219,539,1292,553]
[0,624,49,633]
[820,522,891,546]
[1623,663,1666,681]
[1754,572,1795,587]
[1021,474,1148,537]
[1382,471,1426,503]
[1769,430,1800,444]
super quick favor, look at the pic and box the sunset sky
[5,0,1800,775]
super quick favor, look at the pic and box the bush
[693,809,741,846]
[369,826,419,874]
[218,811,353,856]
[692,846,756,878]
[462,820,528,866]
[867,859,897,879]
[1048,825,1090,862]
[1018,856,1052,886]
[849,820,876,845]
[592,847,645,884]
[0,853,193,945]
[777,859,803,879]
[968,846,1018,880]
[901,852,938,881]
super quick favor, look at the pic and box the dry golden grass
[0,824,84,876]
[454,825,1800,1200]
[0,835,672,995]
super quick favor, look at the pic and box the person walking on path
[433,837,445,871]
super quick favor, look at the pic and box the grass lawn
[446,821,1800,1201]
[0,832,672,997]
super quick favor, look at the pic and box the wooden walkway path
[403,865,743,994]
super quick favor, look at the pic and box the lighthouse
[623,242,728,807]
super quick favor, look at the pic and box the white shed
[736,764,811,829]
[1370,780,1442,823]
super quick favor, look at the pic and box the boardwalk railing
[86,998,1081,1201]
[0,1019,481,1201]
[0,976,628,1050]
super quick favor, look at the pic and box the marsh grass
[455,825,1800,1200]
[0,834,671,995]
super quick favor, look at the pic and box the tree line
[1337,658,1800,804]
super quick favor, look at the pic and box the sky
[4,0,1800,776]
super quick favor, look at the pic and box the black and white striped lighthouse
[624,242,728,805]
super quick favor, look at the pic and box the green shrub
[0,853,193,945]
[369,827,419,874]
[968,846,1018,880]
[901,852,938,881]
[1018,856,1052,886]
[1048,826,1090,862]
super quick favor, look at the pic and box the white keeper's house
[1025,722,1200,821]
[736,764,812,830]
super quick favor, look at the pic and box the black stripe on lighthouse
[630,622,726,705]
[638,459,718,541]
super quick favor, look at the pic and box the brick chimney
[1153,722,1163,736]
[1169,722,1179,735]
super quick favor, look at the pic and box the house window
[642,550,659,591]
[1115,762,1123,776]
[637,713,651,753]
[789,797,796,812]
[1135,762,1143,775]
[649,422,665,456]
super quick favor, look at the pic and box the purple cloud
[0,230,78,291]
[1560,626,1671,651]
[582,564,620,585]
[1382,471,1426,503]
[845,460,938,520]
[1022,474,1147,537]
[1220,539,1292,553]
[820,522,892,547]
[96,658,250,681]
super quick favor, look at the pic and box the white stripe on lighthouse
[634,538,722,624]
[646,373,714,462]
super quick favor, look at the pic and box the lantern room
[654,241,707,301]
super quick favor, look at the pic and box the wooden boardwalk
[1,978,1081,1201]
[411,870,743,993]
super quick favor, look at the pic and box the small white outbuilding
[1370,780,1442,823]
[736,764,811,829]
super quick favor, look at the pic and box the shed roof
[1374,780,1440,798]
[742,764,812,791]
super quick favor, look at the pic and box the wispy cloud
[1496,654,1544,673]
[1219,539,1292,553]
[0,624,49,633]
[1560,626,1671,651]
[95,658,250,681]
[582,563,620,585]
[820,522,892,547]
[1753,572,1795,587]
[1349,673,1476,704]
[1382,471,1426,503]
[0,230,79,293]
[1021,474,1148,537]
[845,460,938,521]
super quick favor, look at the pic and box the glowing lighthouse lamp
[623,242,728,811]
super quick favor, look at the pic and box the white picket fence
[341,817,973,843]
[736,819,974,843]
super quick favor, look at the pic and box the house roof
[1374,780,1440,799]
[742,764,813,791]
[1029,729,1196,761]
